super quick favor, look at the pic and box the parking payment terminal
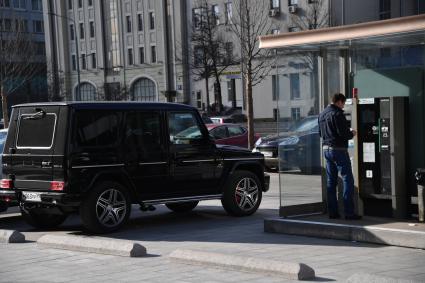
[356,97,408,218]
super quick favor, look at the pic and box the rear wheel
[20,208,67,229]
[80,181,131,234]
[165,201,199,213]
[221,170,262,216]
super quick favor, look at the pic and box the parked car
[210,116,235,124]
[252,116,321,174]
[207,124,260,148]
[0,102,269,233]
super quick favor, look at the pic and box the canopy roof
[259,14,425,51]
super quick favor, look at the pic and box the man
[318,93,361,220]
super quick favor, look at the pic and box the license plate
[262,151,273,157]
[22,191,42,202]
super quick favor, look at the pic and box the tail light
[0,179,13,189]
[50,181,65,191]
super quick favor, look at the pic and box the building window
[379,0,391,19]
[288,26,300,32]
[225,2,232,24]
[13,0,26,9]
[149,12,155,30]
[79,23,84,39]
[291,108,300,121]
[81,54,86,70]
[76,82,97,101]
[71,54,76,71]
[272,75,279,101]
[31,0,41,10]
[196,91,202,109]
[225,42,233,64]
[271,28,280,35]
[128,48,133,65]
[290,73,300,100]
[78,0,82,8]
[194,46,203,67]
[271,0,280,9]
[89,21,95,37]
[137,14,143,31]
[88,0,92,6]
[273,108,279,121]
[32,20,43,33]
[126,15,131,33]
[70,24,75,40]
[212,4,220,25]
[151,46,156,63]
[1,0,11,7]
[3,19,11,31]
[91,53,96,68]
[193,8,202,30]
[68,0,72,9]
[139,47,144,64]
[130,78,156,101]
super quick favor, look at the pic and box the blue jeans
[324,149,355,216]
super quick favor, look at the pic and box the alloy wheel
[96,188,127,228]
[234,177,259,211]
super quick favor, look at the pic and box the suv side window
[168,112,203,144]
[74,111,120,147]
[125,111,162,160]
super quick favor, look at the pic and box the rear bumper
[0,190,80,207]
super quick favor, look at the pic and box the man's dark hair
[331,93,346,104]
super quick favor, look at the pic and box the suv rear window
[17,113,56,148]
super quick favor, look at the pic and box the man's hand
[351,129,357,136]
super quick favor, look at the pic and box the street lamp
[47,12,81,100]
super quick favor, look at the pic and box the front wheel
[221,170,262,216]
[80,181,131,234]
[166,201,199,213]
[21,208,67,229]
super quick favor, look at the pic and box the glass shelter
[260,15,425,218]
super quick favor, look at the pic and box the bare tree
[188,0,236,114]
[231,0,277,149]
[0,13,43,127]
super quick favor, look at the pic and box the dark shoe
[345,214,362,220]
[329,213,341,219]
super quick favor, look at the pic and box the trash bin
[415,169,425,222]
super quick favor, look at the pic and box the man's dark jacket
[318,104,353,148]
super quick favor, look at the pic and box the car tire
[165,201,199,213]
[20,208,67,229]
[80,181,131,234]
[221,170,262,216]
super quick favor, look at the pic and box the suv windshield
[16,113,56,148]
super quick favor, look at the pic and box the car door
[168,111,219,196]
[123,111,169,199]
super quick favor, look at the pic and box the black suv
[0,102,269,233]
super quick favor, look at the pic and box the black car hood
[258,131,318,147]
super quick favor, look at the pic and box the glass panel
[276,50,323,212]
[352,44,425,193]
[168,112,203,144]
[74,111,119,147]
[17,114,56,148]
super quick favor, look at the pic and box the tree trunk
[245,72,255,150]
[1,85,9,129]
[205,78,210,115]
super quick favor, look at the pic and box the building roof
[259,14,425,50]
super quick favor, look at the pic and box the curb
[37,234,147,257]
[347,273,421,283]
[169,249,315,280]
[265,218,425,250]
[0,229,25,243]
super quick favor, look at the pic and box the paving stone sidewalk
[1,173,424,282]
